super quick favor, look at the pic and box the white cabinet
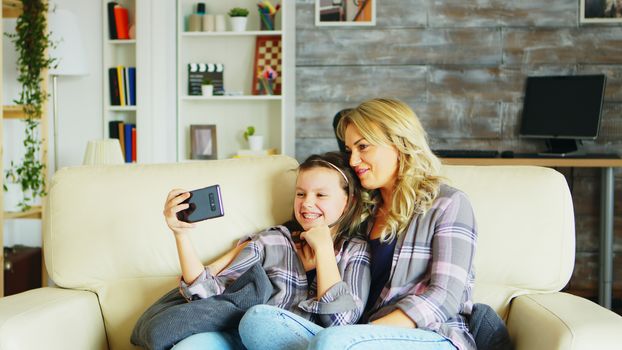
[176,0,295,160]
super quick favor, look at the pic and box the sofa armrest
[0,287,108,350]
[507,292,622,350]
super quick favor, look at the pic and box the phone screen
[176,185,224,223]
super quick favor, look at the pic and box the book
[123,67,130,106]
[188,63,224,96]
[107,2,118,39]
[128,67,136,105]
[114,5,129,40]
[108,68,121,105]
[108,120,122,139]
[117,66,126,106]
[124,123,134,163]
[131,126,137,162]
[118,122,125,157]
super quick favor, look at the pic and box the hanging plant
[4,0,56,211]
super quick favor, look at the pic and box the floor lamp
[48,8,88,171]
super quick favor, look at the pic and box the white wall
[3,0,178,247]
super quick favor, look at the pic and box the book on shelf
[108,68,121,105]
[128,67,136,105]
[188,63,224,96]
[113,4,130,40]
[108,121,137,163]
[108,66,136,106]
[107,2,118,39]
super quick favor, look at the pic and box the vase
[230,17,247,32]
[248,135,264,151]
[215,15,226,32]
[201,84,214,96]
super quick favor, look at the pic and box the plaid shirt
[364,184,477,350]
[180,225,371,327]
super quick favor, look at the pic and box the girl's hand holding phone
[163,189,196,235]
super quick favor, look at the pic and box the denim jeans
[170,329,245,350]
[238,304,457,350]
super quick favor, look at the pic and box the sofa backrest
[441,165,575,318]
[44,156,299,350]
[44,157,574,349]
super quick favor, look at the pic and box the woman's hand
[163,189,195,235]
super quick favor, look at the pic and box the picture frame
[316,0,375,26]
[190,124,217,160]
[252,35,282,95]
[580,0,622,23]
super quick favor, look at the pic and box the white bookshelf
[102,0,153,163]
[176,0,295,160]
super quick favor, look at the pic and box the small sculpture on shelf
[257,1,280,30]
[257,65,278,95]
[201,78,213,96]
[228,7,249,32]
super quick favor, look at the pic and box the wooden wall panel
[428,0,576,28]
[294,0,622,309]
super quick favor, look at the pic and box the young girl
[162,152,371,349]
[239,98,477,350]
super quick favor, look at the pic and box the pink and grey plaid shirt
[179,225,371,327]
[364,184,477,350]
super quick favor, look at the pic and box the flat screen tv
[519,74,607,154]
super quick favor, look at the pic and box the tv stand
[545,139,579,155]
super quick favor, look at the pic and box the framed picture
[252,35,282,95]
[581,0,622,23]
[316,0,376,26]
[190,124,217,160]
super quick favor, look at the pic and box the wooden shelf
[2,0,22,18]
[3,105,29,119]
[3,206,43,219]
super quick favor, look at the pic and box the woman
[239,98,477,350]
[160,152,371,349]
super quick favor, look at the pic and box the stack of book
[107,2,131,40]
[108,66,136,106]
[108,121,137,163]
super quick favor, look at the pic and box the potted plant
[243,126,263,151]
[228,7,249,32]
[4,0,54,211]
[201,78,214,96]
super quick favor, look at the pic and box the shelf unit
[176,0,295,161]
[102,0,140,162]
[1,0,49,297]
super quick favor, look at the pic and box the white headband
[311,160,349,185]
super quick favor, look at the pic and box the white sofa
[0,155,621,350]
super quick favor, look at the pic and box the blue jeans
[171,329,245,350]
[238,304,457,350]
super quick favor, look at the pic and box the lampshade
[48,8,88,76]
[83,139,124,165]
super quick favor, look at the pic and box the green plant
[202,78,213,85]
[3,0,56,210]
[228,7,249,17]
[243,126,255,141]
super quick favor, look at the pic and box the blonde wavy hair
[336,98,443,242]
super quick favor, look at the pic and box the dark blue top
[362,237,397,319]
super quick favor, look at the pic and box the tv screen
[519,75,606,140]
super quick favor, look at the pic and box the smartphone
[176,185,224,223]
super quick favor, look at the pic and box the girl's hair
[293,151,369,240]
[336,98,443,242]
